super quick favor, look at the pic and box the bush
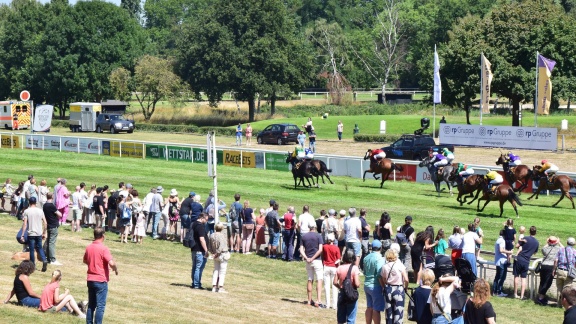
[353,134,399,143]
[135,124,200,133]
[273,103,430,118]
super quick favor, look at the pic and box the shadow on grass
[281,298,308,305]
[170,283,191,288]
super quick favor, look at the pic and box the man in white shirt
[461,223,482,277]
[344,207,362,266]
[71,186,83,232]
[143,188,156,233]
[295,205,315,260]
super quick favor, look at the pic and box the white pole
[433,103,436,139]
[535,51,539,127]
[212,133,218,225]
[480,53,483,125]
[30,100,34,133]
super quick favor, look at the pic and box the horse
[285,153,316,188]
[476,184,523,217]
[495,154,532,192]
[418,155,454,196]
[362,150,404,188]
[527,166,576,208]
[309,160,334,185]
[448,170,484,206]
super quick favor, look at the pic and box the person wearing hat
[178,192,195,243]
[363,239,385,322]
[149,186,164,239]
[321,209,338,244]
[166,189,180,241]
[555,237,576,304]
[539,160,559,183]
[322,233,341,310]
[336,210,347,253]
[19,196,48,272]
[537,235,563,305]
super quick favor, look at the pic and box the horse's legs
[568,193,576,209]
[477,195,489,212]
[325,172,334,184]
[468,189,482,205]
[445,180,453,196]
[527,190,540,200]
[499,199,505,217]
[552,192,566,207]
[363,170,370,182]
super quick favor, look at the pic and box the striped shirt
[556,246,576,270]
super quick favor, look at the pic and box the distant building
[101,100,129,114]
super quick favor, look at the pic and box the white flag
[433,46,441,104]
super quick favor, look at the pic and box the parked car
[256,123,301,145]
[95,113,134,134]
[381,134,454,160]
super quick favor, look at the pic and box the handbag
[535,247,553,274]
[405,288,416,321]
[566,248,576,279]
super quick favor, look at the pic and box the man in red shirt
[282,206,295,261]
[83,227,118,324]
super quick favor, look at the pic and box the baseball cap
[156,186,163,193]
[126,183,133,189]
[328,209,336,216]
[189,192,196,197]
[269,199,276,205]
[372,240,382,249]
[405,215,413,221]
[568,237,576,246]
[28,197,37,204]
[339,210,346,216]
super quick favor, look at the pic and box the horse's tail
[392,163,404,172]
[508,188,523,206]
[320,161,332,173]
[569,178,576,189]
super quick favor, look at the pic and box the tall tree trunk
[381,83,386,104]
[512,99,520,126]
[248,95,255,122]
[257,93,261,114]
[270,92,276,116]
[567,97,571,113]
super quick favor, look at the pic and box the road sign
[20,90,30,101]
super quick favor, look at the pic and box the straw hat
[170,189,178,196]
[547,236,559,245]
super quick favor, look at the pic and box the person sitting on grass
[4,260,41,308]
[39,270,86,318]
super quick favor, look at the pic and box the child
[434,229,448,255]
[515,226,526,248]
[134,209,146,244]
[118,195,132,243]
[39,270,86,318]
[474,217,484,260]
[503,218,516,263]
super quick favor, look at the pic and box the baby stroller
[434,255,455,280]
[455,258,477,293]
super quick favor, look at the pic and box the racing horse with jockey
[286,151,316,188]
[495,152,532,192]
[528,161,576,208]
[287,148,334,186]
[448,163,483,206]
[419,151,454,196]
[363,149,404,188]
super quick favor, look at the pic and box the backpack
[229,206,238,222]
[341,265,359,304]
[183,224,196,249]
[121,204,132,220]
[395,227,408,246]
[108,191,119,210]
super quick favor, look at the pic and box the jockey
[506,151,522,166]
[485,170,504,194]
[442,147,455,164]
[431,152,448,170]
[304,147,314,160]
[292,146,305,160]
[371,148,386,162]
[456,163,474,182]
[540,160,559,181]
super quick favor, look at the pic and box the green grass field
[0,148,569,323]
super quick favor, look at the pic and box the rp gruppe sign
[439,124,557,150]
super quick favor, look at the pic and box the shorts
[364,286,385,312]
[306,259,324,281]
[72,208,82,221]
[346,241,361,257]
[338,239,346,248]
[268,230,280,247]
[513,261,529,278]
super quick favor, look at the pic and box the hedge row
[353,134,400,143]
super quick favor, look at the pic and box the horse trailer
[0,101,31,130]
[69,102,102,132]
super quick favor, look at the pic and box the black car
[95,113,135,134]
[381,134,454,160]
[256,123,301,145]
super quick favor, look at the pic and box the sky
[0,0,121,5]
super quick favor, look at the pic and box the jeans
[87,281,108,324]
[236,135,242,146]
[43,227,58,263]
[294,232,302,260]
[191,251,207,288]
[27,235,46,265]
[462,252,477,277]
[151,211,162,237]
[360,239,369,270]
[338,132,342,140]
[493,262,508,294]
[282,229,295,260]
[337,291,358,324]
[20,296,40,308]
[432,313,451,324]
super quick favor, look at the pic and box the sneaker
[152,235,160,240]
[218,288,228,293]
[211,287,218,293]
[80,300,88,313]
[244,252,252,255]
[41,261,48,272]
[51,260,63,266]
[497,293,508,297]
[78,313,86,319]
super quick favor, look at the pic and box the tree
[121,0,142,20]
[109,67,132,102]
[177,0,313,121]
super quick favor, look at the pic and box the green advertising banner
[192,148,223,165]
[166,146,192,162]
[145,144,164,159]
[265,153,289,171]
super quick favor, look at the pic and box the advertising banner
[33,105,53,132]
[25,135,52,149]
[145,144,164,159]
[1,135,19,148]
[60,137,100,154]
[386,164,417,181]
[145,144,192,162]
[192,148,223,165]
[265,153,289,172]
[439,124,557,150]
[110,141,143,158]
[102,141,110,155]
[223,150,256,168]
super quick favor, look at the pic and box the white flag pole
[480,53,483,125]
[433,44,437,139]
[534,51,539,127]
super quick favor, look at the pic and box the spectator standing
[323,233,341,310]
[335,250,361,323]
[304,117,313,135]
[179,192,194,243]
[363,240,385,324]
[309,129,317,153]
[236,123,242,146]
[245,123,253,146]
[206,197,226,235]
[474,217,484,260]
[316,210,326,234]
[463,279,496,324]
[166,189,180,241]
[55,178,71,226]
[241,200,255,254]
[84,185,96,228]
[321,209,339,244]
[149,186,164,240]
[344,207,362,267]
[20,197,48,272]
[282,206,296,261]
[190,194,203,223]
[297,131,306,148]
[462,223,482,277]
[191,213,209,289]
[71,186,83,233]
[230,194,243,253]
[561,286,576,324]
[209,223,230,293]
[84,228,118,324]
[296,205,315,260]
[448,226,463,266]
[142,188,155,232]
[300,223,324,307]
[430,275,460,324]
[434,229,448,256]
[359,209,371,269]
[513,226,539,300]
[398,216,415,271]
[503,218,517,263]
[537,236,562,305]
[38,179,49,208]
[337,120,344,140]
[3,260,42,307]
[336,210,347,253]
[92,188,105,229]
[106,185,121,232]
[493,229,512,297]
[43,193,63,266]
[413,269,434,324]
[555,237,576,304]
[377,212,393,254]
[266,203,282,258]
[27,178,38,206]
[380,249,409,324]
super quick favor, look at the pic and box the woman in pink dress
[255,208,266,254]
[55,179,71,226]
[245,123,253,146]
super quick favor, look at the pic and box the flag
[433,46,441,104]
[537,54,556,115]
[480,54,493,114]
